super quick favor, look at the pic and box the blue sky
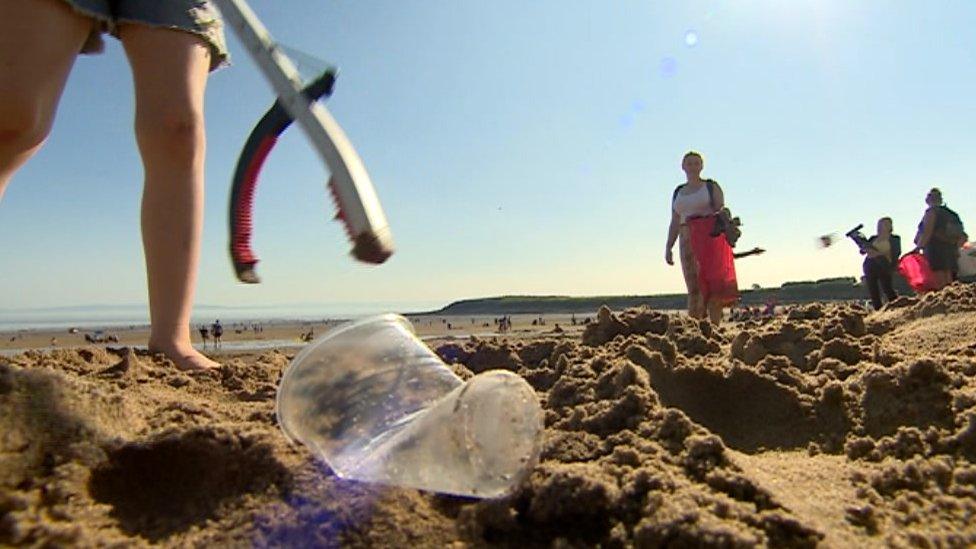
[1,0,975,311]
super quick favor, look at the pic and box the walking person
[0,0,229,370]
[862,217,901,310]
[914,188,966,291]
[664,151,739,324]
[211,319,223,349]
[198,324,210,350]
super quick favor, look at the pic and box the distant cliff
[421,276,915,316]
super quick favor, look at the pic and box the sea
[0,301,446,332]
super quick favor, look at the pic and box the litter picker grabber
[213,0,394,283]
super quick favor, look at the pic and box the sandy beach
[2,286,976,546]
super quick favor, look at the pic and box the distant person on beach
[914,188,966,290]
[198,325,210,350]
[0,0,227,371]
[664,151,739,324]
[212,319,223,349]
[861,217,901,310]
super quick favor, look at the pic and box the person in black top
[862,217,901,310]
[914,188,963,290]
[198,325,210,350]
[211,319,223,349]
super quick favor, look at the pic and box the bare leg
[679,232,706,319]
[687,294,705,320]
[706,300,723,325]
[120,24,218,371]
[0,0,92,200]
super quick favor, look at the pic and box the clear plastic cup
[276,314,544,498]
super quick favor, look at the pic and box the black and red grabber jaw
[216,0,395,284]
[327,174,394,265]
[229,71,337,283]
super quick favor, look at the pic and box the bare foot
[148,341,220,372]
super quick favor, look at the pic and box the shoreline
[0,312,589,357]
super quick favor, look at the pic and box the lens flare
[659,57,677,78]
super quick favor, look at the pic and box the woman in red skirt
[664,151,739,324]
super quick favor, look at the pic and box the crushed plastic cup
[275,314,544,498]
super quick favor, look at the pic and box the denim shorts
[60,0,229,71]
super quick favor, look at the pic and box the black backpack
[936,206,966,244]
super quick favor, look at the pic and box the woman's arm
[891,235,902,261]
[665,208,679,265]
[916,209,936,247]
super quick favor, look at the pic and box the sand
[2,286,976,547]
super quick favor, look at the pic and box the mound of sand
[3,284,976,546]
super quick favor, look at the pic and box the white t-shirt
[672,183,713,222]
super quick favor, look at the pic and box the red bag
[688,216,739,304]
[898,252,938,293]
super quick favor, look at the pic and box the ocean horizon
[0,301,448,331]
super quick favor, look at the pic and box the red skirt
[687,216,739,305]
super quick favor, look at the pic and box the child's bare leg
[120,24,217,371]
[0,0,92,200]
